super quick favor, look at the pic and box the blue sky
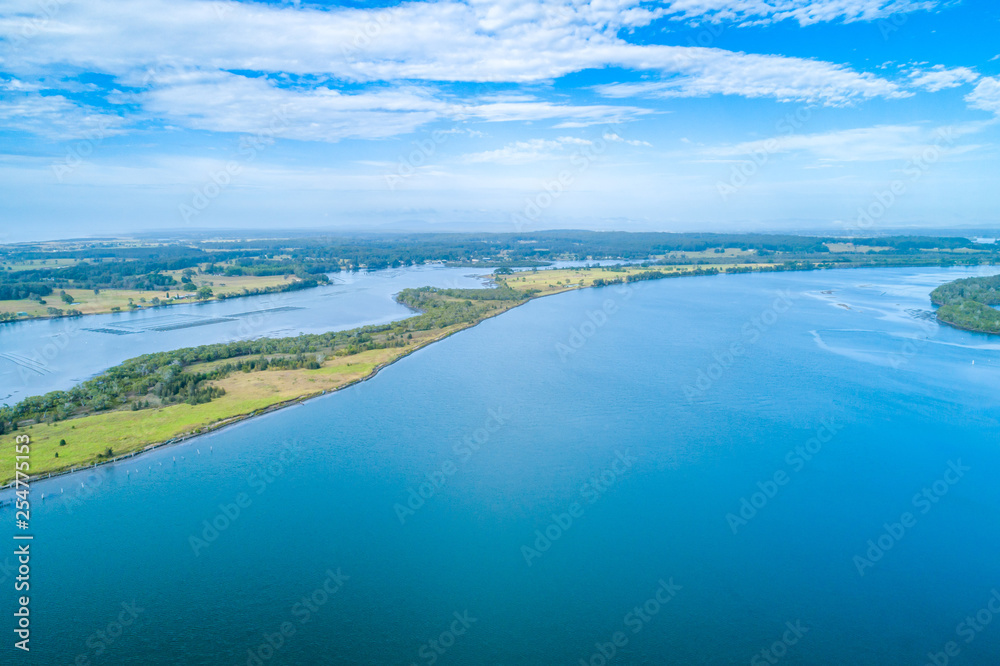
[1,0,998,241]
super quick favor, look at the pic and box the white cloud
[907,65,979,92]
[696,124,981,162]
[0,0,911,141]
[966,77,1000,116]
[660,0,941,26]
[131,70,651,141]
[462,98,653,126]
[595,48,907,104]
[463,136,593,164]
[603,132,651,146]
[0,79,125,139]
[0,0,672,82]
[140,71,445,141]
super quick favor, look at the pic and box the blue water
[0,264,493,405]
[5,266,1000,664]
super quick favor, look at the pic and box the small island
[931,274,1000,334]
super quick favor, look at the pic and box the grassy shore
[0,273,309,319]
[9,334,462,481]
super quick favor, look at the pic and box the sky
[1,0,999,242]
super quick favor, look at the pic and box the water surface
[5,265,1000,665]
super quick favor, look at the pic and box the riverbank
[0,273,323,323]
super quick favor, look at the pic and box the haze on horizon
[1,0,998,243]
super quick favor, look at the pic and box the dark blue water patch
[81,327,138,335]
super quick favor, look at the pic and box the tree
[197,286,214,300]
[60,291,75,304]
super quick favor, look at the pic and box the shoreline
[1,293,522,490]
[5,261,998,489]
[934,313,1000,336]
[0,277,327,326]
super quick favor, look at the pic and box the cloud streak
[0,0,925,142]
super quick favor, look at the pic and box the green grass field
[0,274,306,319]
[504,262,775,293]
[3,329,464,483]
[162,270,305,297]
[4,264,779,483]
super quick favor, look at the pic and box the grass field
[654,248,756,260]
[1,258,82,271]
[0,288,165,317]
[824,243,892,253]
[163,270,305,297]
[4,327,465,483]
[0,274,304,319]
[506,262,774,293]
